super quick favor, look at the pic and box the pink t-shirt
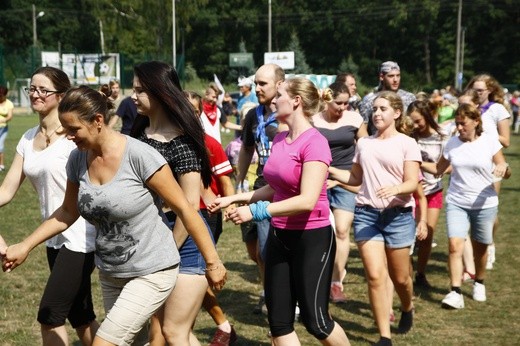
[263,128,332,230]
[354,133,422,209]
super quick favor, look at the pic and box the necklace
[40,125,62,147]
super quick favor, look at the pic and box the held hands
[224,206,253,225]
[208,196,235,214]
[205,260,227,292]
[326,179,339,190]
[2,242,31,273]
[493,163,509,178]
[416,220,428,241]
[376,185,400,199]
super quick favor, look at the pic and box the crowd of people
[0,59,515,346]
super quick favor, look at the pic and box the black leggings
[38,247,96,328]
[265,225,336,340]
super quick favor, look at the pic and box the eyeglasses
[25,87,59,97]
[473,88,488,93]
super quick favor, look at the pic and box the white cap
[238,76,253,87]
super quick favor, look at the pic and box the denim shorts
[446,203,497,244]
[166,211,215,275]
[240,218,271,261]
[353,205,416,248]
[327,186,356,213]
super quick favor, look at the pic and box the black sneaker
[397,308,414,334]
[414,273,432,289]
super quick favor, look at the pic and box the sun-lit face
[409,110,428,135]
[345,75,357,96]
[204,88,217,105]
[372,97,400,132]
[380,71,401,92]
[131,76,153,115]
[327,92,349,119]
[59,111,98,151]
[472,81,490,105]
[28,74,61,115]
[455,115,479,141]
[255,66,280,106]
[110,82,120,98]
[274,82,294,121]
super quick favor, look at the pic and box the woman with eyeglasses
[0,85,14,171]
[465,74,511,271]
[0,67,100,345]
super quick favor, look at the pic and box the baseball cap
[380,61,400,74]
[237,76,253,87]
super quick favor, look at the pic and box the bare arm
[497,118,510,148]
[414,183,428,241]
[146,165,226,289]
[222,121,242,131]
[376,161,420,199]
[225,161,328,224]
[3,180,80,272]
[421,156,451,176]
[0,108,13,124]
[356,123,369,139]
[0,153,26,207]
[492,149,511,179]
[171,171,202,249]
[328,162,363,186]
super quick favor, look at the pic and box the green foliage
[286,32,311,74]
[0,1,519,90]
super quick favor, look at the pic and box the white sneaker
[442,291,465,309]
[473,282,487,302]
[488,244,496,263]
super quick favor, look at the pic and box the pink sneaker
[329,284,347,303]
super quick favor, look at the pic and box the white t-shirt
[443,133,501,209]
[417,130,449,195]
[354,133,422,209]
[16,126,96,252]
[482,103,510,139]
[201,108,222,143]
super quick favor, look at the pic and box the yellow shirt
[0,99,14,129]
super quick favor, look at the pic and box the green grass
[1,113,519,345]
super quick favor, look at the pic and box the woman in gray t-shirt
[3,86,226,346]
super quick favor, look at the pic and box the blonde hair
[284,77,328,118]
[374,91,404,131]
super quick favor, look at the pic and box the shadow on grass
[197,326,271,346]
[225,261,261,283]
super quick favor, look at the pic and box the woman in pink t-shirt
[329,91,421,346]
[210,78,350,345]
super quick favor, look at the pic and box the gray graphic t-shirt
[66,136,179,278]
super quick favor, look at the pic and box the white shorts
[97,265,179,346]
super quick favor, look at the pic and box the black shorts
[38,247,96,328]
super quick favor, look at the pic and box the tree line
[1,0,519,91]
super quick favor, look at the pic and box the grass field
[0,113,519,345]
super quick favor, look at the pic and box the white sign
[264,51,295,70]
[41,51,120,85]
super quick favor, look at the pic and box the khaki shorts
[96,265,179,346]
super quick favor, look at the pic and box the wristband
[249,201,272,221]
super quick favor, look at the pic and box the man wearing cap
[359,61,416,135]
[237,76,258,112]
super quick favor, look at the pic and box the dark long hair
[31,66,71,94]
[406,100,444,140]
[130,61,211,187]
